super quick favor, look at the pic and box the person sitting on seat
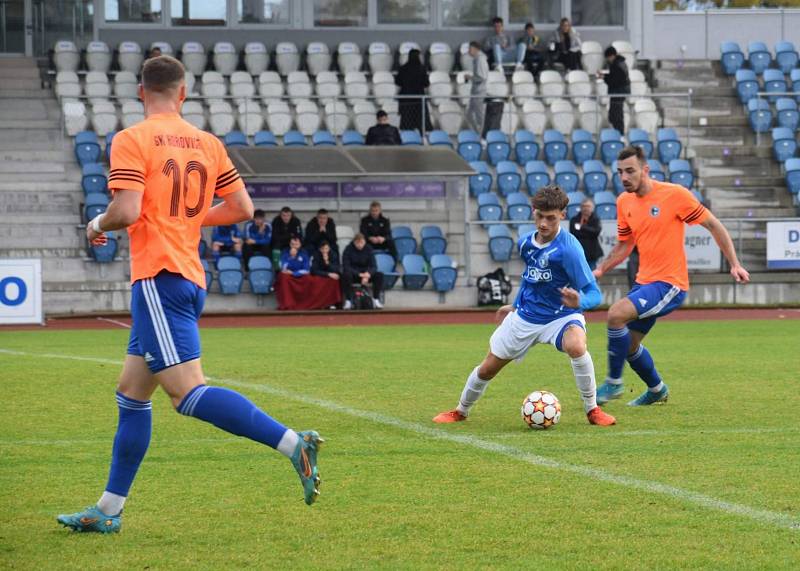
[484,16,525,71]
[311,241,341,283]
[359,201,397,259]
[280,235,310,278]
[342,233,384,310]
[521,22,546,77]
[549,17,582,71]
[305,208,338,253]
[365,110,402,146]
[271,206,303,266]
[243,209,272,267]
[211,223,242,264]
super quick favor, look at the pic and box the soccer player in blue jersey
[433,185,616,426]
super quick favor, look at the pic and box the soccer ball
[521,391,561,429]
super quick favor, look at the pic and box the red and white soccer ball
[521,391,561,429]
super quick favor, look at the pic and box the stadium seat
[150,41,173,56]
[105,132,116,161]
[248,256,274,295]
[420,225,447,261]
[735,69,759,104]
[554,160,579,193]
[469,161,493,196]
[550,99,576,135]
[113,71,138,100]
[283,130,307,146]
[477,192,502,221]
[487,70,510,99]
[201,70,227,98]
[524,160,551,194]
[337,42,363,73]
[458,130,482,162]
[458,41,472,72]
[628,69,649,100]
[352,100,377,135]
[84,192,109,222]
[784,158,800,194]
[792,69,800,102]
[594,191,617,220]
[63,100,89,136]
[772,127,797,162]
[337,225,355,254]
[399,41,423,66]
[566,191,585,218]
[628,128,654,158]
[521,100,547,135]
[275,42,300,75]
[612,40,636,68]
[633,98,659,134]
[776,98,800,131]
[344,71,369,102]
[514,130,539,165]
[85,71,111,101]
[486,130,511,165]
[237,100,263,135]
[577,99,602,133]
[434,101,463,135]
[312,130,336,146]
[600,129,624,165]
[720,41,745,76]
[85,41,112,72]
[74,131,101,166]
[381,99,402,127]
[428,71,454,106]
[496,161,522,196]
[401,130,423,145]
[581,41,604,75]
[775,41,798,74]
[517,223,536,239]
[81,163,107,195]
[217,256,244,295]
[224,131,248,147]
[571,129,596,164]
[90,231,117,263]
[567,70,592,101]
[287,70,313,102]
[296,100,322,135]
[342,129,365,146]
[306,41,332,76]
[118,41,143,74]
[91,101,117,138]
[429,42,454,72]
[372,70,398,105]
[324,101,350,136]
[368,42,393,74]
[512,71,537,106]
[428,130,453,147]
[258,71,285,103]
[392,226,418,259]
[254,130,277,147]
[647,159,666,182]
[669,159,694,189]
[401,254,429,290]
[55,70,81,99]
[488,224,514,261]
[507,192,532,223]
[539,70,565,101]
[230,71,256,102]
[208,101,234,136]
[244,42,269,75]
[180,41,206,76]
[611,160,624,192]
[54,40,80,72]
[543,130,568,165]
[430,254,457,292]
[315,70,341,104]
[747,41,771,75]
[583,160,608,195]
[747,98,773,133]
[212,41,238,75]
[201,259,213,289]
[181,101,206,130]
[763,69,787,103]
[657,128,682,164]
[375,252,400,289]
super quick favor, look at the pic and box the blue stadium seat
[224,130,248,147]
[478,193,503,221]
[84,192,109,222]
[420,225,447,261]
[427,130,453,147]
[785,157,800,194]
[611,160,624,193]
[594,191,617,220]
[566,191,586,219]
[720,41,744,76]
[457,129,482,162]
[468,161,492,196]
[201,258,213,289]
[748,41,772,75]
[514,130,539,165]
[735,69,759,104]
[628,128,653,158]
[430,254,457,292]
[247,255,274,295]
[582,160,608,195]
[524,160,550,194]
[75,131,101,166]
[312,130,336,146]
[217,256,244,295]
[543,129,568,165]
[763,69,787,103]
[669,159,694,189]
[81,163,107,195]
[400,130,422,145]
[571,129,596,164]
[775,41,799,74]
[496,160,522,196]
[647,159,666,182]
[342,129,365,146]
[198,238,208,259]
[283,130,307,146]
[600,128,624,165]
[747,98,772,133]
[792,69,800,102]
[776,98,799,131]
[401,254,429,290]
[375,252,400,289]
[488,224,514,261]
[90,231,117,263]
[486,130,511,165]
[517,223,536,240]
[657,128,682,164]
[506,192,532,223]
[105,131,116,161]
[392,226,418,259]
[773,127,798,162]
[254,130,277,146]
[554,160,579,193]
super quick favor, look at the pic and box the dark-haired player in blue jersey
[433,185,616,426]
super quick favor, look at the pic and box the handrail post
[686,88,693,159]
[756,92,762,149]
[464,179,471,286]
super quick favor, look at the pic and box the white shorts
[489,311,586,362]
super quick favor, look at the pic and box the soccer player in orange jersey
[594,146,750,406]
[57,56,323,534]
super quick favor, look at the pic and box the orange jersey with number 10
[108,112,244,289]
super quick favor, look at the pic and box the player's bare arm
[593,239,634,278]
[86,189,143,245]
[200,188,254,227]
[700,214,751,283]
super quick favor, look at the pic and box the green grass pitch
[1,320,799,569]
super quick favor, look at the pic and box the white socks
[649,381,665,393]
[456,367,490,416]
[276,429,300,458]
[97,491,126,516]
[570,352,598,413]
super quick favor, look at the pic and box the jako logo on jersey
[650,206,660,217]
[524,267,552,282]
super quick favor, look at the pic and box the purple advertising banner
[246,182,337,199]
[341,181,445,198]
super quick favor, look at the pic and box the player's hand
[730,264,750,284]
[86,225,107,246]
[494,304,513,324]
[560,287,581,309]
[592,268,603,279]
[329,273,340,280]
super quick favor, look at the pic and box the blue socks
[606,326,631,381]
[105,393,152,499]
[627,345,663,389]
[178,385,291,451]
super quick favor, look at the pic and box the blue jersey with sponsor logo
[515,228,597,324]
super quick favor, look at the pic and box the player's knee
[562,332,587,359]
[627,336,641,356]
[477,364,497,380]
[607,302,631,328]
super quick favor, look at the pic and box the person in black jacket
[304,208,338,253]
[365,110,402,146]
[270,206,303,265]
[311,241,341,281]
[359,201,397,259]
[341,233,384,309]
[600,46,630,134]
[395,49,432,133]
[569,198,603,270]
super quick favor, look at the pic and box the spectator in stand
[311,241,341,282]
[211,223,242,265]
[280,235,310,277]
[465,41,489,134]
[270,206,303,266]
[305,208,338,253]
[243,209,272,267]
[521,22,546,78]
[360,201,397,259]
[395,48,432,134]
[147,46,162,59]
[600,45,630,134]
[365,110,402,146]
[275,236,341,310]
[549,17,582,71]
[342,233,384,310]
[569,198,603,270]
[484,16,525,72]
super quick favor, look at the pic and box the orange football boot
[587,406,616,426]
[432,409,467,423]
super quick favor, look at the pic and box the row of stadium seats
[734,68,799,105]
[721,40,799,76]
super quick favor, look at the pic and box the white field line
[96,317,132,329]
[482,427,800,438]
[1,348,798,531]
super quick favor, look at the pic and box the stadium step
[658,60,715,71]
[0,99,59,121]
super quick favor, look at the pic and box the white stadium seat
[539,70,565,102]
[371,71,397,105]
[237,100,263,135]
[337,225,355,253]
[455,71,471,106]
[337,42,362,74]
[244,42,269,76]
[91,100,118,136]
[612,40,636,68]
[54,40,80,72]
[324,101,350,135]
[459,42,473,72]
[121,100,145,129]
[63,101,88,135]
[428,71,453,106]
[275,42,300,76]
[435,101,463,135]
[150,41,173,55]
[117,41,143,74]
[295,100,322,135]
[86,41,112,73]
[258,71,284,103]
[381,100,401,127]
[315,71,342,104]
[201,71,227,98]
[344,71,369,103]
[208,101,234,136]
[230,71,256,103]
[567,70,592,100]
[487,70,509,98]
[181,41,206,76]
[286,70,312,102]
[267,101,293,135]
[368,42,393,74]
[429,42,454,72]
[578,99,603,132]
[306,42,332,76]
[522,100,547,135]
[85,71,111,102]
[55,71,81,99]
[581,41,604,76]
[181,100,206,130]
[353,100,377,135]
[629,69,649,100]
[500,102,521,134]
[549,99,576,135]
[184,71,197,96]
[398,41,423,66]
[512,70,537,106]
[113,71,138,100]
[634,98,659,133]
[213,41,238,75]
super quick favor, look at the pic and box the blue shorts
[626,281,686,335]
[127,271,206,374]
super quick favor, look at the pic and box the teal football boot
[57,506,121,533]
[627,384,669,406]
[290,431,324,505]
[596,380,625,404]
